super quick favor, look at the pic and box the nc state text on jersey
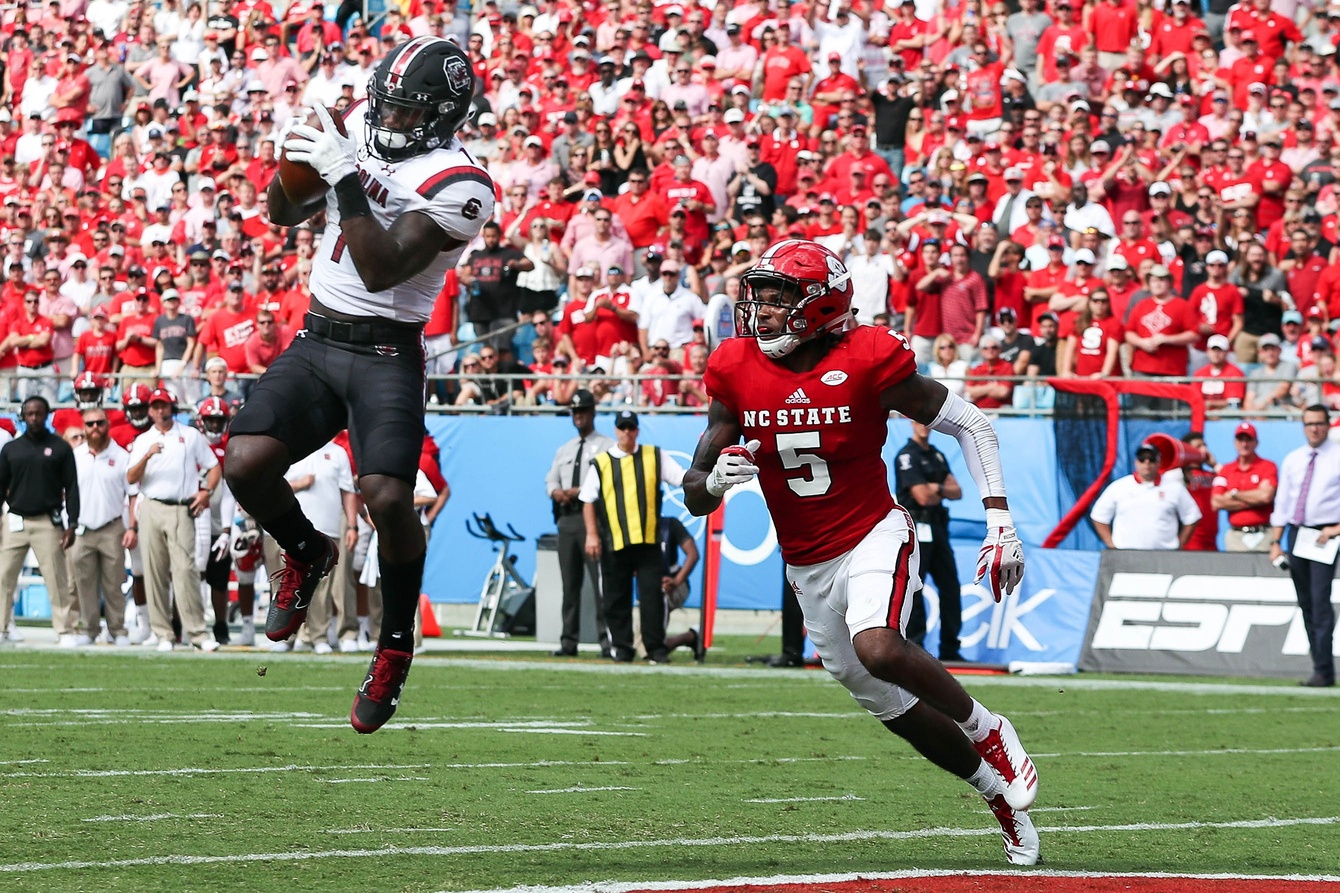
[741,406,853,428]
[357,169,390,206]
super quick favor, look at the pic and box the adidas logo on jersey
[785,388,811,404]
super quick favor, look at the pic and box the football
[278,106,350,205]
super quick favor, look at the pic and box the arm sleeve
[928,388,1007,500]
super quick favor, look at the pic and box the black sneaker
[265,536,337,642]
[350,647,413,734]
[213,621,230,646]
[765,653,804,668]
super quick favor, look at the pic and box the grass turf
[0,634,1337,893]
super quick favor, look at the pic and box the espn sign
[1079,551,1338,679]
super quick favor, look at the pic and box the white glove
[706,439,761,497]
[211,533,230,561]
[976,526,1025,603]
[282,105,357,186]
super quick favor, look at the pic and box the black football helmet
[366,36,476,162]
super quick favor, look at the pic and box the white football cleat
[313,642,333,655]
[156,639,174,653]
[6,622,24,642]
[974,713,1038,811]
[985,793,1040,866]
[235,619,256,647]
[73,634,94,647]
[269,640,293,653]
[113,635,131,647]
[339,639,359,653]
[128,623,149,645]
[196,639,220,653]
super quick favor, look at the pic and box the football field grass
[1,638,1337,893]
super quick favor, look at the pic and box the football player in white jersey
[225,36,496,734]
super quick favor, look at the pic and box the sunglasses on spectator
[84,419,108,428]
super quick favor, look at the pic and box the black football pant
[905,528,963,658]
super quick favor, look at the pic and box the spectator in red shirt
[1064,288,1124,379]
[1211,422,1279,553]
[243,309,288,376]
[197,281,257,374]
[1126,264,1199,377]
[115,290,161,388]
[6,291,55,402]
[74,307,118,376]
[1193,334,1247,412]
[965,335,1016,409]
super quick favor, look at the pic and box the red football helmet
[737,240,854,358]
[197,396,231,443]
[123,382,154,428]
[73,371,107,409]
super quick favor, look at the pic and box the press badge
[7,514,23,532]
[916,522,933,543]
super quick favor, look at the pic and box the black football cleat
[264,536,337,641]
[350,647,413,734]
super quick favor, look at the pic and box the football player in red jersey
[684,240,1040,866]
[52,372,127,434]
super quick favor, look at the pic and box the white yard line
[7,763,431,779]
[439,867,1340,893]
[1029,806,1095,813]
[525,786,639,794]
[742,795,865,804]
[321,777,430,784]
[2,815,1336,873]
[321,828,456,835]
[82,814,222,823]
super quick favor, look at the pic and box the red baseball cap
[1234,422,1258,440]
[148,388,175,405]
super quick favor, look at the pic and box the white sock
[957,699,997,743]
[241,617,254,630]
[966,759,1006,798]
[358,615,371,636]
[136,604,149,627]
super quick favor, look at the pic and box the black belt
[20,362,52,369]
[150,497,192,506]
[1233,525,1267,533]
[304,313,423,347]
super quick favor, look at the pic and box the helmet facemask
[366,91,439,161]
[201,415,227,444]
[736,270,851,359]
[75,387,102,410]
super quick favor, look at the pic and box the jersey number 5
[776,432,831,497]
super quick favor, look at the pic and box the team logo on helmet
[444,56,471,94]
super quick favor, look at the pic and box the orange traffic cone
[418,593,441,637]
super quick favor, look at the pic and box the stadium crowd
[0,0,1337,417]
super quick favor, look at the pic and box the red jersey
[1182,465,1219,552]
[198,307,257,373]
[1212,455,1279,528]
[1070,316,1124,377]
[109,420,149,449]
[75,329,119,374]
[702,325,917,565]
[968,358,1015,409]
[1192,362,1246,404]
[1128,296,1196,376]
[1190,282,1244,349]
[555,296,601,365]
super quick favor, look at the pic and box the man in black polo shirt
[0,397,80,645]
[465,221,530,352]
[895,421,965,663]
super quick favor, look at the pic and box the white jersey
[312,100,496,323]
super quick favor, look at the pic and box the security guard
[580,409,686,663]
[544,389,614,657]
[895,421,966,662]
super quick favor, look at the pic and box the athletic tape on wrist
[334,173,372,220]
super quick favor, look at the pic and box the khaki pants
[1226,527,1272,553]
[70,519,128,638]
[120,364,158,391]
[139,499,208,645]
[1234,332,1260,365]
[0,515,74,635]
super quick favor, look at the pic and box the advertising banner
[1079,551,1338,678]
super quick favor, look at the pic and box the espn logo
[1091,572,1340,656]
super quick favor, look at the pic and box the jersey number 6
[776,431,831,497]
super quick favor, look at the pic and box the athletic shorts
[786,505,923,721]
[229,331,426,482]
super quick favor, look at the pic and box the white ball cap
[1207,334,1231,350]
[723,108,745,123]
[1206,249,1230,264]
[1075,248,1097,264]
[1149,181,1172,196]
